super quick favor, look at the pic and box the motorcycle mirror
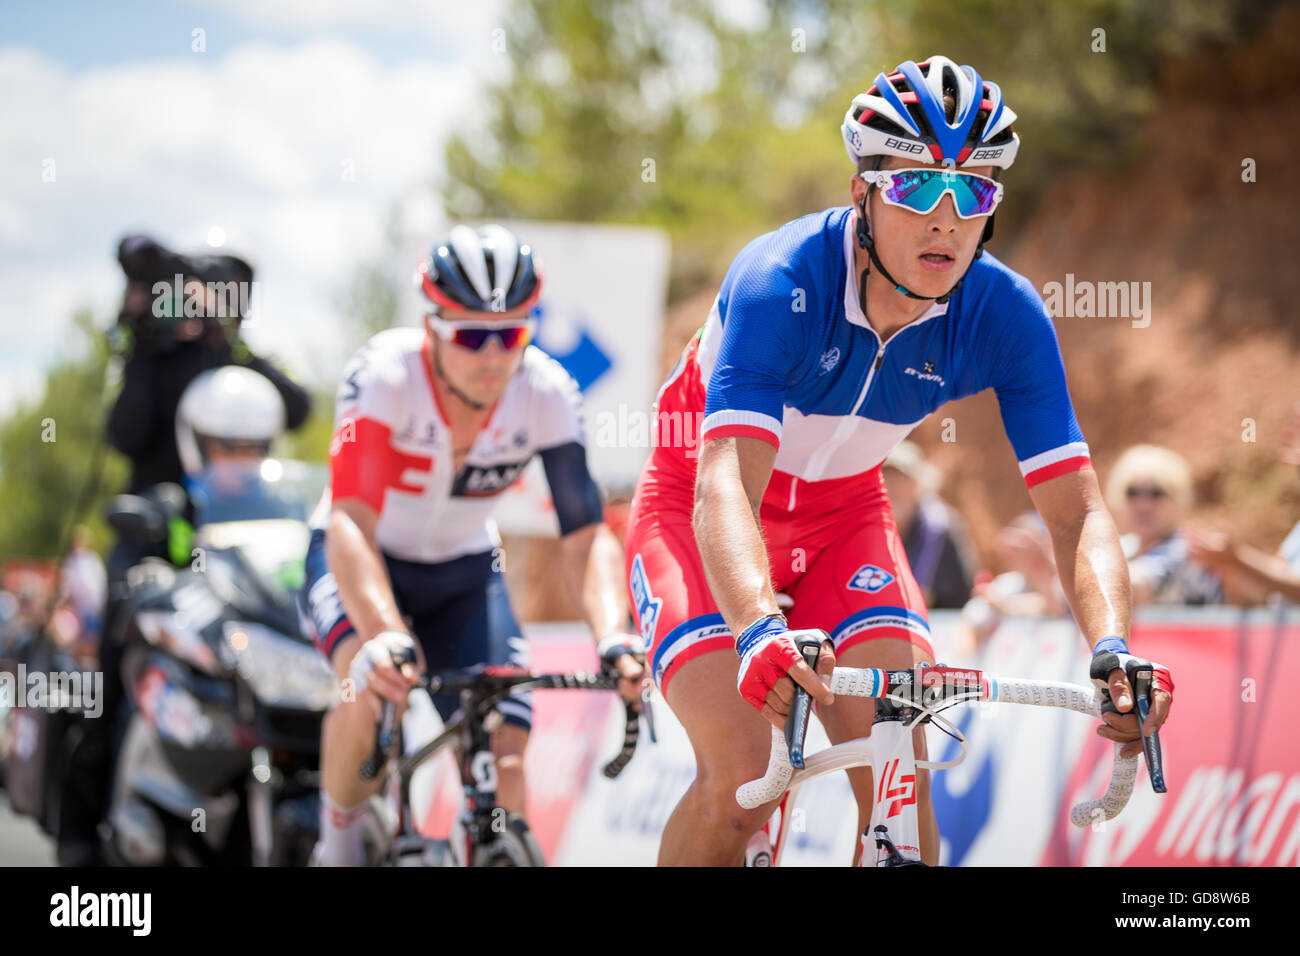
[146,482,188,519]
[105,494,167,542]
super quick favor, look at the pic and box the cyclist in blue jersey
[624,55,1175,865]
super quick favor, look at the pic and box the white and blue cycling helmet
[842,55,1019,170]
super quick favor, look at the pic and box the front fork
[862,698,925,867]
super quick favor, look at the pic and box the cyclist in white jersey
[303,225,644,866]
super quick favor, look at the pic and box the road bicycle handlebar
[741,664,1151,830]
[360,668,643,783]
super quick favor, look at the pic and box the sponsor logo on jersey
[847,564,895,593]
[396,415,438,447]
[904,366,946,386]
[819,347,840,374]
[450,459,530,497]
[629,554,663,652]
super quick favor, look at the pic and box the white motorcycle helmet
[176,366,286,479]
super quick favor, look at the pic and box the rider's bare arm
[1029,468,1168,756]
[560,521,644,701]
[560,521,629,639]
[693,435,784,636]
[326,497,408,647]
[1028,467,1131,647]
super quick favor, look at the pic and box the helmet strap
[855,183,989,308]
[430,336,489,412]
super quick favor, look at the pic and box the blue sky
[2,0,471,68]
[0,0,506,416]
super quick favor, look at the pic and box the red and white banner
[409,610,1300,866]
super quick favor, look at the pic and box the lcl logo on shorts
[629,554,663,651]
[847,564,895,593]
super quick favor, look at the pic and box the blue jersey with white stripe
[692,206,1089,486]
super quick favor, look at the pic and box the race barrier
[411,608,1300,866]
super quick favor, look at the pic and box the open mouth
[919,251,954,272]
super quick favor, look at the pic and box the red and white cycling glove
[735,615,812,711]
[1089,636,1175,705]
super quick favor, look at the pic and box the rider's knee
[693,769,773,836]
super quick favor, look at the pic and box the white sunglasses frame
[858,167,1004,220]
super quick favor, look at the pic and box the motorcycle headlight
[222,622,337,711]
[136,609,223,676]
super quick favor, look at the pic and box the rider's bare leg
[657,649,780,866]
[491,722,529,817]
[817,637,939,866]
[316,634,418,865]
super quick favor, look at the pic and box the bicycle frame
[364,666,642,866]
[741,664,1150,867]
[390,686,507,866]
[765,700,933,866]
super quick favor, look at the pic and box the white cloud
[0,35,488,416]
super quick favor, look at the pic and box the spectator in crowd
[959,511,1070,652]
[0,589,19,656]
[58,525,107,654]
[882,441,976,609]
[1185,402,1300,603]
[1107,444,1223,605]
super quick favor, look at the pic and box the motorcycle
[100,459,334,865]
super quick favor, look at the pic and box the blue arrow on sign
[533,303,613,392]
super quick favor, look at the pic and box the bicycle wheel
[469,812,546,867]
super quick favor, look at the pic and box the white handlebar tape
[828,667,887,698]
[985,677,1101,716]
[1070,745,1141,827]
[736,726,793,809]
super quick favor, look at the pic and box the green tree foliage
[444,0,1268,295]
[0,312,126,559]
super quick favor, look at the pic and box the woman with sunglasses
[302,224,646,866]
[623,55,1175,865]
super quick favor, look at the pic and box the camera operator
[55,234,311,866]
[107,234,311,493]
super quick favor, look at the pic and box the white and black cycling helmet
[176,366,285,478]
[415,224,543,315]
[842,55,1019,171]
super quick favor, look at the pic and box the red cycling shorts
[625,454,935,696]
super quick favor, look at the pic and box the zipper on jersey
[851,339,885,417]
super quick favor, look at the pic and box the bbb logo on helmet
[884,137,924,155]
[970,147,1003,161]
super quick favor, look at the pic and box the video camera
[116,234,255,354]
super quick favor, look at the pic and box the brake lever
[640,685,658,744]
[1126,658,1167,794]
[784,636,823,770]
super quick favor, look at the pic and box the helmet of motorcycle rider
[176,366,285,479]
